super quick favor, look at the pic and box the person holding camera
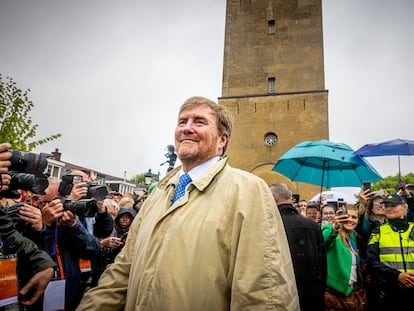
[30,176,100,311]
[77,96,299,310]
[0,142,55,308]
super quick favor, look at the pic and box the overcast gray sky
[1,0,413,192]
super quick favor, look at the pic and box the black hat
[381,194,406,205]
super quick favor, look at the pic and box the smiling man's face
[175,104,227,172]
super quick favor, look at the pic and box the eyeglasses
[322,211,335,215]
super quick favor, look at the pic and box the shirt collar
[179,156,220,182]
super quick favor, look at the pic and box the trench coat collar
[158,155,229,195]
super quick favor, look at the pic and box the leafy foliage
[372,172,414,194]
[129,173,145,184]
[0,74,61,151]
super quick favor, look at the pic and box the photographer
[63,169,113,238]
[0,142,54,308]
[31,176,100,311]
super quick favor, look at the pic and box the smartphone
[292,194,300,203]
[362,181,371,191]
[397,179,406,190]
[337,199,346,215]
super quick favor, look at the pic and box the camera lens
[9,150,51,177]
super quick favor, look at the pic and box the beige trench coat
[77,157,299,310]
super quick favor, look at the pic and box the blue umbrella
[354,138,414,177]
[272,140,382,192]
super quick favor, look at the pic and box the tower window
[268,77,276,93]
[268,20,276,34]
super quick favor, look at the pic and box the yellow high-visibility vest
[374,223,414,272]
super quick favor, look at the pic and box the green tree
[0,74,61,151]
[372,172,414,194]
[129,173,145,185]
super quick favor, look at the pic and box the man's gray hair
[269,182,292,201]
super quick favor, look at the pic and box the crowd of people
[1,96,414,311]
[287,180,414,310]
[0,152,139,311]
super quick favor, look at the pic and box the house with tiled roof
[47,148,139,194]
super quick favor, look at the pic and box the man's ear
[31,195,40,207]
[219,133,229,154]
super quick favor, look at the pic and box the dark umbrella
[272,140,382,194]
[354,138,414,177]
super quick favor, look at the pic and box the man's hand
[68,182,88,201]
[100,236,123,248]
[398,272,414,288]
[41,199,64,226]
[19,266,54,306]
[358,187,375,206]
[0,142,11,188]
[0,142,12,175]
[18,204,43,231]
[0,173,11,191]
[59,210,77,227]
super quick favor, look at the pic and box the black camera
[58,174,83,196]
[84,182,108,200]
[0,171,49,199]
[58,174,108,200]
[8,150,51,177]
[61,198,98,217]
[9,171,48,194]
[0,149,50,199]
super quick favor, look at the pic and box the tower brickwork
[219,0,329,199]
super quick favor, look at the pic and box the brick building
[219,0,329,200]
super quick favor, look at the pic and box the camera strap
[55,243,65,280]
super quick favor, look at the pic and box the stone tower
[218,0,329,200]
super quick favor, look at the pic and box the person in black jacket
[34,178,100,311]
[0,142,54,308]
[270,182,327,311]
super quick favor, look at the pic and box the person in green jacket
[322,204,367,310]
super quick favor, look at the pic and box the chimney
[51,148,61,161]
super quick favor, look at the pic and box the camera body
[60,198,98,217]
[0,149,51,199]
[7,171,49,195]
[84,182,108,200]
[58,174,108,200]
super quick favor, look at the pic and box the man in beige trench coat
[77,96,299,311]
